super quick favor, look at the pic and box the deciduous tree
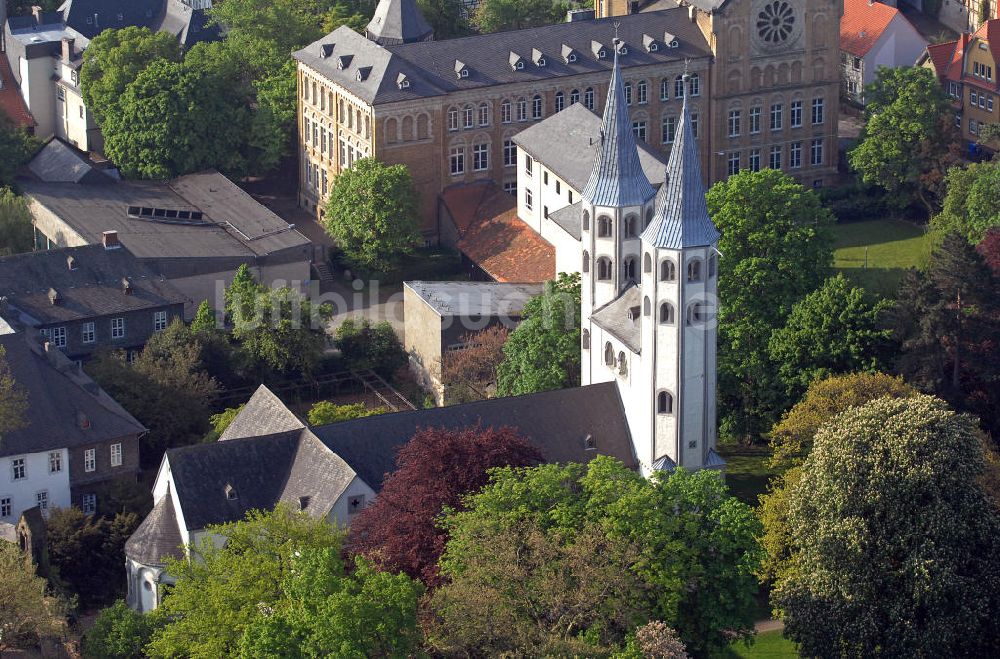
[82,600,156,659]
[0,116,37,189]
[0,189,33,256]
[932,161,1000,244]
[471,0,565,33]
[417,0,470,38]
[0,344,28,443]
[496,272,581,396]
[773,395,1000,656]
[440,324,509,403]
[347,425,542,585]
[231,286,332,375]
[334,317,406,378]
[323,158,420,272]
[0,542,66,652]
[306,401,384,425]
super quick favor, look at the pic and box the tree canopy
[0,542,66,652]
[306,401,385,425]
[334,317,407,378]
[0,188,34,256]
[0,344,28,443]
[772,395,1000,656]
[471,0,566,33]
[323,158,421,273]
[931,160,1000,244]
[704,169,835,442]
[347,425,542,585]
[496,272,581,396]
[82,600,156,659]
[0,116,37,189]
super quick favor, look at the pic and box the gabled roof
[27,138,114,184]
[124,490,183,566]
[548,202,584,241]
[641,81,719,249]
[365,0,433,46]
[924,40,958,79]
[590,283,642,353]
[219,385,305,441]
[580,43,656,208]
[840,0,905,58]
[972,19,1000,75]
[0,330,145,457]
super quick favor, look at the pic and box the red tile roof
[973,19,1000,74]
[841,0,901,57]
[0,56,35,131]
[448,183,555,283]
[925,41,957,79]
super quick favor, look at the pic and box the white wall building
[840,0,928,104]
[1,448,71,525]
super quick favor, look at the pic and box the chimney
[102,230,121,250]
[66,255,76,270]
[47,287,61,305]
[61,37,75,62]
[121,277,132,295]
[688,5,696,21]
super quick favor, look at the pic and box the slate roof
[513,103,666,195]
[640,83,720,249]
[27,138,114,184]
[58,0,219,46]
[590,283,642,353]
[840,0,906,58]
[548,202,583,240]
[294,9,711,106]
[165,428,357,531]
[404,281,543,316]
[312,381,636,491]
[21,171,310,261]
[0,244,188,326]
[365,0,433,46]
[581,44,656,207]
[124,490,183,566]
[0,330,145,457]
[219,385,305,441]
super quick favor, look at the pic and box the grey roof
[57,0,219,46]
[580,44,656,208]
[166,428,357,531]
[219,385,305,441]
[294,9,711,106]
[404,281,544,317]
[706,448,726,468]
[548,202,583,240]
[7,17,88,49]
[22,171,310,261]
[590,284,642,353]
[312,381,636,491]
[155,0,220,47]
[513,103,666,195]
[365,0,433,46]
[27,139,113,184]
[0,330,145,457]
[0,244,188,326]
[124,490,183,566]
[651,454,676,471]
[640,84,720,249]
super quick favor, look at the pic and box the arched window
[582,329,590,349]
[582,250,590,273]
[584,87,595,110]
[624,214,638,237]
[643,296,651,316]
[597,216,612,237]
[604,342,614,365]
[659,302,674,324]
[708,254,717,278]
[532,95,543,119]
[687,302,711,325]
[618,352,627,375]
[687,259,702,281]
[384,117,398,143]
[597,257,613,280]
[417,113,429,139]
[643,253,652,273]
[660,259,676,281]
[555,91,565,113]
[674,75,684,99]
[582,210,590,231]
[624,257,636,281]
[570,89,580,105]
[657,391,674,414]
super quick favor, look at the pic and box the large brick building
[294,0,840,239]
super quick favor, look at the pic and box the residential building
[0,45,34,131]
[0,243,188,361]
[840,0,927,104]
[921,19,1000,154]
[403,280,543,403]
[23,170,314,314]
[0,325,145,524]
[938,0,998,35]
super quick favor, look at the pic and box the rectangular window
[463,106,474,129]
[0,497,10,518]
[691,113,699,138]
[12,458,25,480]
[727,151,740,176]
[84,448,96,473]
[503,180,516,195]
[662,115,677,143]
[812,97,825,125]
[950,81,959,97]
[517,99,527,122]
[111,317,125,339]
[531,96,542,119]
[36,491,48,514]
[82,493,96,515]
[49,452,62,473]
[153,311,168,332]
[478,104,489,126]
[637,80,647,104]
[57,86,65,101]
[728,109,741,137]
[50,326,67,348]
[449,147,464,176]
[790,141,802,168]
[810,138,824,166]
[990,96,995,112]
[750,106,761,134]
[524,155,533,177]
[632,120,647,142]
[503,140,516,167]
[979,94,987,109]
[749,148,761,172]
[852,57,861,70]
[555,180,561,194]
[448,108,459,131]
[525,188,533,211]
[770,103,783,131]
[625,82,633,105]
[972,90,978,106]
[660,78,669,101]
[321,169,328,195]
[970,118,979,135]
[473,143,489,171]
[769,145,782,170]
[110,443,123,467]
[501,101,511,124]
[791,100,803,128]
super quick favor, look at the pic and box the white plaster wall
[20,55,56,138]
[538,216,582,275]
[327,476,376,528]
[0,449,71,522]
[516,149,544,232]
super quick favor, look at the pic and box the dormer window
[48,288,61,305]
[643,34,658,52]
[337,54,352,70]
[664,32,679,48]
[532,48,546,67]
[584,434,597,450]
[455,60,469,79]
[592,41,607,59]
[397,73,410,89]
[319,43,334,58]
[225,484,238,500]
[509,52,525,71]
[298,495,311,511]
[66,255,76,271]
[356,66,371,82]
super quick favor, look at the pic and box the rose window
[757,1,796,45]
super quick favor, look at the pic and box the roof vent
[592,40,606,59]
[584,434,597,450]
[627,305,641,321]
[454,59,468,79]
[66,255,76,271]
[320,43,334,58]
[356,66,371,82]
[298,495,311,511]
[48,288,61,305]
[121,277,132,295]
[225,483,238,500]
[337,54,352,70]
[532,48,546,67]
[397,72,410,89]
[77,411,91,430]
[562,44,577,63]
[102,230,121,250]
[509,51,525,71]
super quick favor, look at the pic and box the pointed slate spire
[580,39,656,208]
[641,74,720,249]
[365,0,434,46]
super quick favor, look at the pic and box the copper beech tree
[439,325,510,403]
[347,425,542,586]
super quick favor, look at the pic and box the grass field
[722,630,799,659]
[717,442,779,507]
[832,219,931,296]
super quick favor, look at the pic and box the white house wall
[0,449,71,522]
[328,475,376,528]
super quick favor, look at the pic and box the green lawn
[717,443,779,507]
[832,219,931,296]
[722,630,799,659]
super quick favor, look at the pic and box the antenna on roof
[613,21,620,39]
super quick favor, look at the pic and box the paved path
[754,618,785,633]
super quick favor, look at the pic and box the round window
[757,1,795,44]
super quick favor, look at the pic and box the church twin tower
[579,42,722,473]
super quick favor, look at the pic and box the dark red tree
[347,425,542,586]
[977,227,1000,277]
